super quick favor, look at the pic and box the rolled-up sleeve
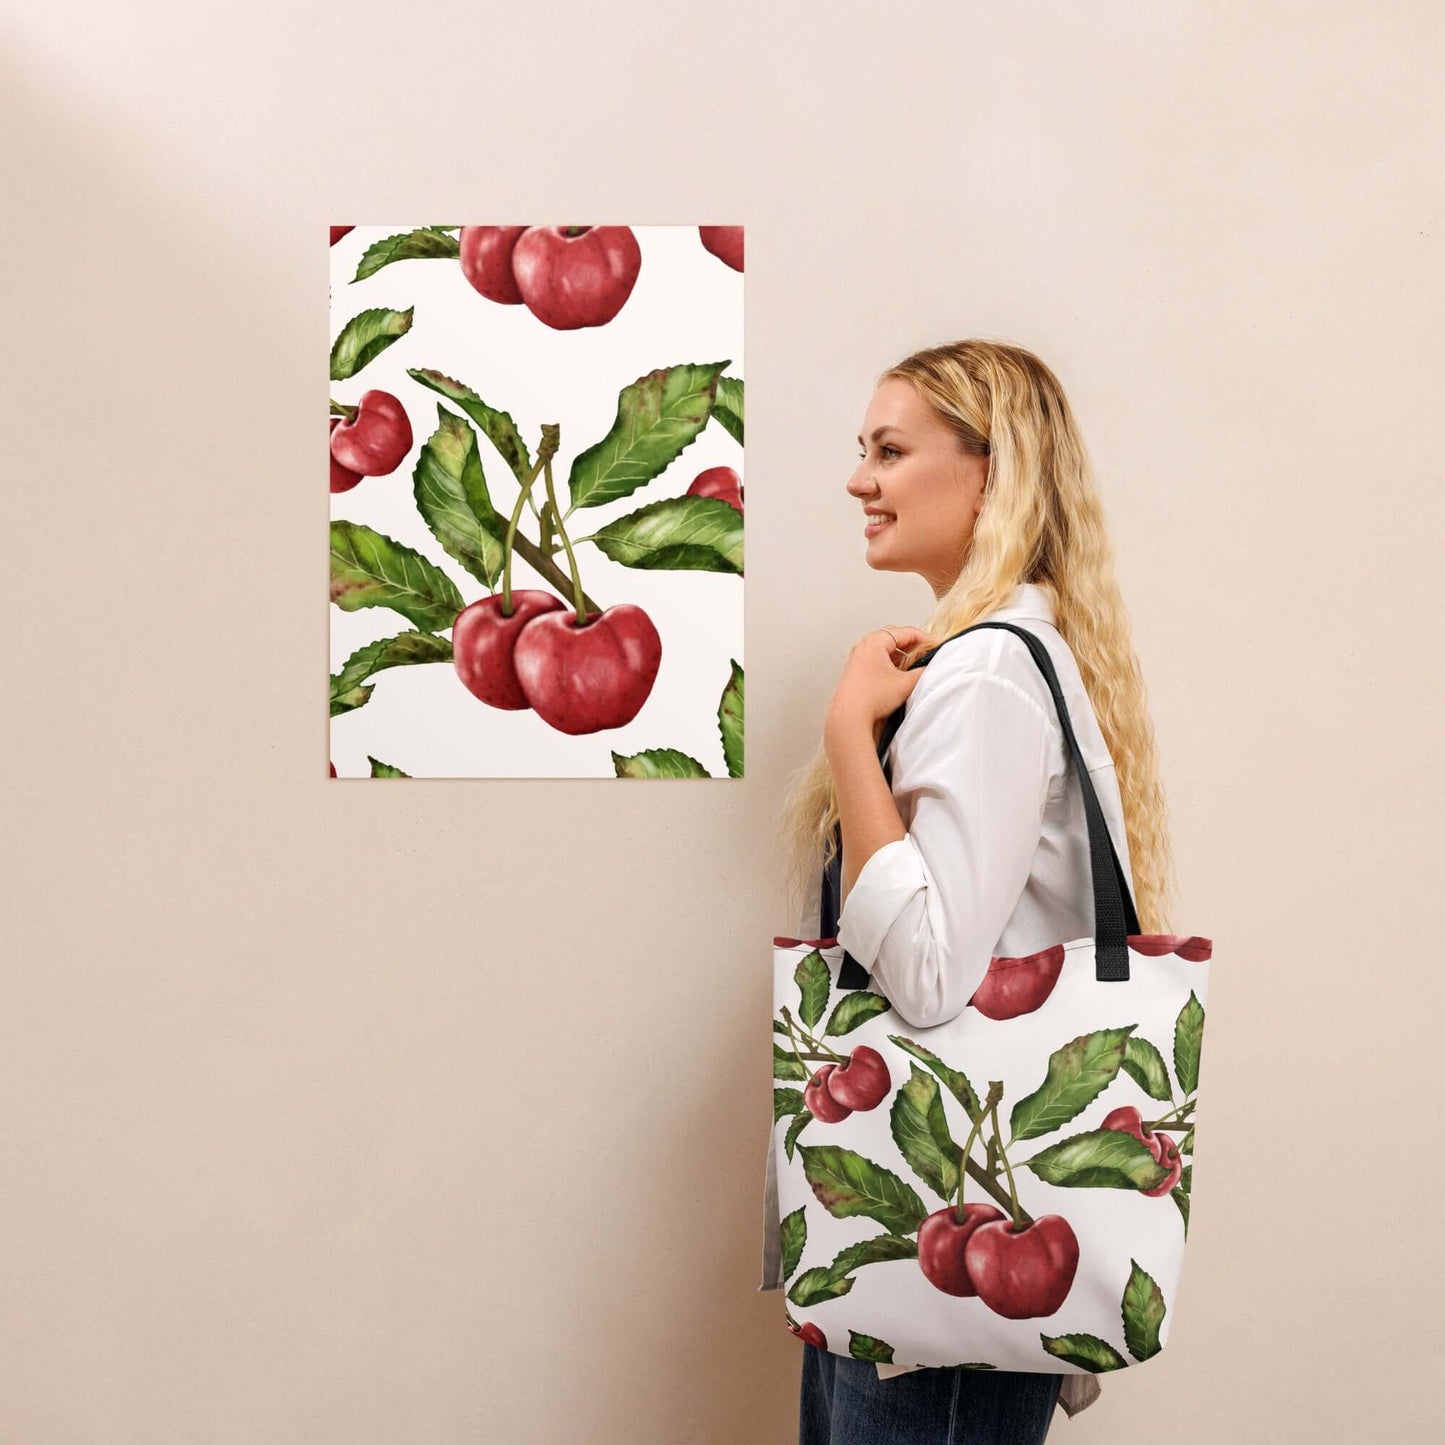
[835,664,1057,1030]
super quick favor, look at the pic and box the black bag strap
[820,620,1140,989]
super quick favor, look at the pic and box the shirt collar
[983,581,1056,627]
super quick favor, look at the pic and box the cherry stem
[986,1087,1024,1228]
[329,399,357,419]
[954,1081,1002,1224]
[501,426,555,613]
[779,1007,844,1063]
[1148,1098,1196,1130]
[540,451,588,621]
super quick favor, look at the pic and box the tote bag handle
[820,620,1141,989]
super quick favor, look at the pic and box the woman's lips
[864,514,895,537]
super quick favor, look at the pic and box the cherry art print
[770,931,1212,1374]
[328,225,744,778]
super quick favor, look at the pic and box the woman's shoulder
[912,619,1068,706]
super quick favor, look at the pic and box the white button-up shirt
[760,582,1135,1420]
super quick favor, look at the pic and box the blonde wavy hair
[779,338,1179,936]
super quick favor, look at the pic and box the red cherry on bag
[329,417,364,493]
[968,944,1066,1021]
[458,226,528,304]
[917,1202,1007,1296]
[453,591,570,710]
[686,465,744,514]
[1128,934,1212,962]
[699,226,744,271]
[330,390,413,476]
[513,604,662,735]
[510,226,642,330]
[963,1215,1080,1319]
[788,1320,827,1349]
[803,1064,853,1122]
[824,1046,890,1111]
[1101,1105,1184,1196]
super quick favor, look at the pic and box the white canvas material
[768,621,1213,1382]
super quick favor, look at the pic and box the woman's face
[847,378,988,598]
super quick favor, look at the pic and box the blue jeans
[800,1344,1063,1445]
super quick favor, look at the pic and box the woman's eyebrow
[857,425,906,445]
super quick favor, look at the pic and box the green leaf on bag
[795,951,830,1030]
[1174,991,1205,1095]
[779,1207,806,1281]
[329,306,414,380]
[1121,1259,1166,1361]
[825,991,891,1036]
[784,1111,811,1162]
[797,1144,927,1235]
[888,1036,981,1122]
[1040,1333,1129,1372]
[825,1235,918,1279]
[352,227,459,282]
[848,1331,894,1364]
[713,375,744,446]
[568,361,730,509]
[1023,1128,1170,1191]
[774,1044,807,1081]
[330,520,465,632]
[585,496,743,575]
[1009,1026,1137,1142]
[1180,1125,1194,1156]
[773,1088,806,1123]
[1121,1036,1174,1103]
[787,1267,854,1307]
[1172,1186,1190,1235]
[1179,1164,1191,1193]
[890,1065,961,1203]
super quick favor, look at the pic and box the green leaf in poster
[1121,1036,1174,1103]
[353,227,460,282]
[412,407,507,588]
[779,1207,806,1281]
[774,1044,807,1081]
[1171,1186,1190,1235]
[797,1144,927,1235]
[330,631,454,716]
[1174,991,1205,1095]
[719,660,744,779]
[568,361,730,509]
[1009,1026,1136,1142]
[794,951,830,1031]
[1023,1127,1169,1192]
[612,749,711,778]
[408,368,534,484]
[889,1036,981,1121]
[824,991,890,1037]
[1120,1259,1166,1361]
[783,1111,811,1161]
[367,757,409,777]
[330,520,464,632]
[773,1088,806,1124]
[713,375,744,445]
[585,495,743,575]
[889,1065,961,1204]
[1039,1333,1128,1372]
[330,306,414,380]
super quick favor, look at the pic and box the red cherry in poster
[1128,933,1212,962]
[686,466,744,514]
[963,1215,1080,1319]
[458,226,528,304]
[329,417,363,493]
[917,1202,1007,1296]
[824,1046,890,1111]
[788,1320,827,1349]
[1101,1105,1184,1196]
[452,591,570,710]
[968,943,1066,1021]
[803,1064,853,1122]
[330,391,413,476]
[699,226,744,271]
[510,226,642,330]
[329,226,354,245]
[512,604,662,734]
[329,761,336,777]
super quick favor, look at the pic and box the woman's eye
[858,446,901,459]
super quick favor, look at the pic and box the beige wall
[3,3,1440,1441]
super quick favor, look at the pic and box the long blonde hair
[779,338,1179,935]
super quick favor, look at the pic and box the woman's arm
[825,716,907,907]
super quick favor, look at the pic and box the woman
[763,340,1180,1441]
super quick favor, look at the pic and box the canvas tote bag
[770,621,1213,1375]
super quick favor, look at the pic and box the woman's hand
[824,625,933,752]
